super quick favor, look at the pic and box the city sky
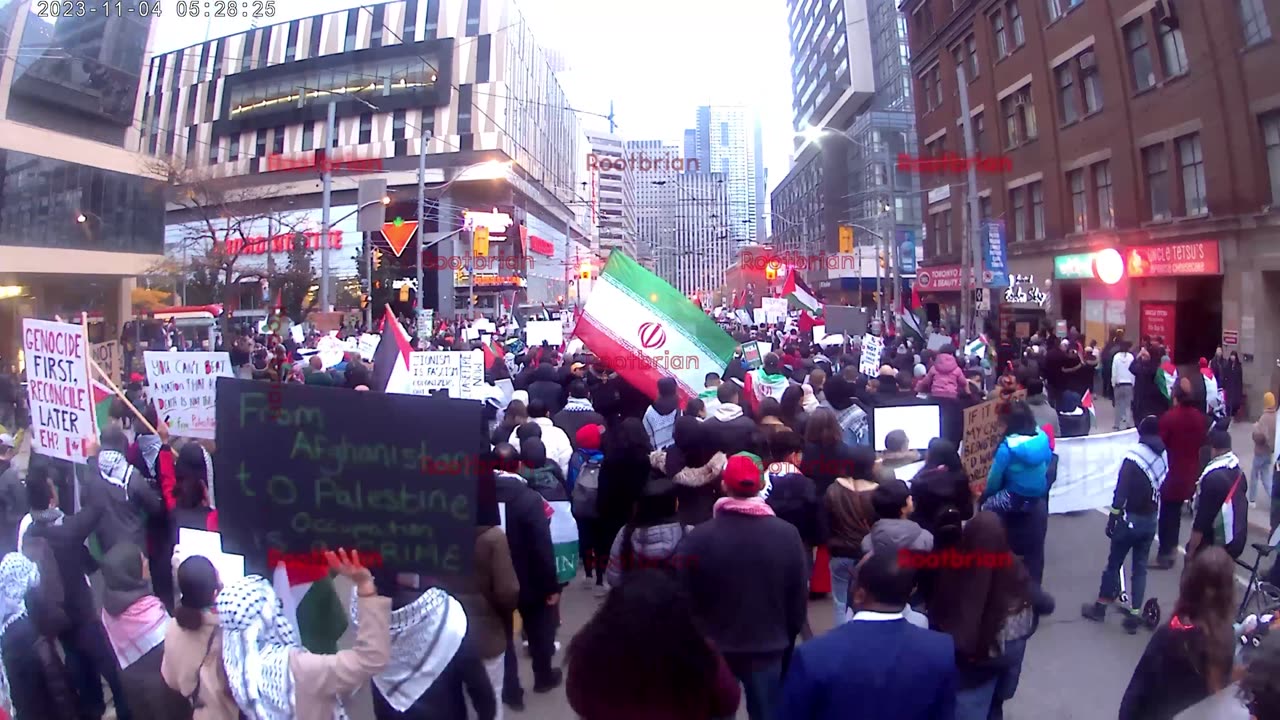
[148,0,797,201]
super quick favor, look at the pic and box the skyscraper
[585,130,637,259]
[685,106,765,244]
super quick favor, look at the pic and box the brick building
[901,0,1280,406]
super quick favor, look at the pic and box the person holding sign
[216,549,390,720]
[979,403,1053,586]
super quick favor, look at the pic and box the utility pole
[319,100,336,311]
[365,235,373,328]
[415,129,427,317]
[957,64,983,338]
[467,228,476,319]
[887,148,902,332]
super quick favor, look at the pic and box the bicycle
[1234,524,1280,624]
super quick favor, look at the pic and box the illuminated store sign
[463,209,515,237]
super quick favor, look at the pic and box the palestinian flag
[744,368,791,413]
[575,252,736,402]
[92,379,114,435]
[798,311,819,336]
[271,562,348,654]
[899,282,926,341]
[783,269,822,316]
[500,499,580,584]
[371,305,413,393]
[1157,360,1178,401]
[1081,390,1096,421]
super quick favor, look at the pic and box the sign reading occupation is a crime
[23,318,96,463]
[214,378,482,576]
[144,351,233,440]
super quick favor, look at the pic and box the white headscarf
[217,575,347,720]
[98,450,134,495]
[0,552,40,717]
[350,586,467,712]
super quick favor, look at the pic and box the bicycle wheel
[1242,582,1280,620]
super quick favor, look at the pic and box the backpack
[571,457,601,519]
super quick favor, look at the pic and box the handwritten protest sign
[317,334,346,368]
[860,334,885,377]
[214,378,482,575]
[405,351,485,400]
[525,320,563,348]
[90,341,122,384]
[358,334,380,361]
[23,319,96,463]
[761,298,788,323]
[961,391,1026,491]
[144,351,233,439]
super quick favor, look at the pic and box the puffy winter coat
[916,353,967,399]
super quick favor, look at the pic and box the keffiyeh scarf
[350,587,467,712]
[217,575,348,720]
[98,450,135,497]
[137,434,163,476]
[0,552,40,717]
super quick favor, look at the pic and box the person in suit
[778,551,957,720]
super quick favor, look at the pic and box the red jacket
[1158,406,1209,502]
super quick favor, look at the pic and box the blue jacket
[984,430,1053,500]
[778,617,956,720]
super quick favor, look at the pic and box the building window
[229,134,240,161]
[1239,0,1272,45]
[1080,50,1102,113]
[1030,182,1045,238]
[1046,0,1061,22]
[1125,19,1157,92]
[1001,86,1037,148]
[1093,161,1114,228]
[404,0,419,40]
[370,4,385,45]
[1056,64,1078,125]
[973,112,985,153]
[932,66,943,106]
[476,34,492,83]
[272,125,285,155]
[1010,186,1027,242]
[344,10,358,52]
[1143,144,1171,219]
[921,70,935,111]
[425,0,440,36]
[211,39,223,77]
[1262,113,1280,205]
[309,16,323,57]
[186,128,197,163]
[465,0,481,36]
[392,110,406,141]
[1157,20,1189,76]
[1068,169,1087,231]
[254,129,266,157]
[992,11,1009,58]
[302,123,314,151]
[980,195,992,221]
[1009,1,1025,46]
[198,43,210,81]
[256,27,271,68]
[914,3,934,37]
[1177,133,1207,215]
[359,113,373,144]
[203,83,216,123]
[965,34,979,78]
[208,136,219,164]
[285,21,299,62]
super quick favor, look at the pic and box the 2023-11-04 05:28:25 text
[35,1,162,18]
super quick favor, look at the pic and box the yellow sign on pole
[839,225,854,254]
[473,226,490,257]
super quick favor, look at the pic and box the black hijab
[101,542,152,616]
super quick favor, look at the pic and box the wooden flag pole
[87,356,160,437]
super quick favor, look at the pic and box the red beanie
[723,453,765,495]
[575,424,603,451]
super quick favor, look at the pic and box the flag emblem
[638,322,667,350]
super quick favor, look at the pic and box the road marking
[1091,508,1250,589]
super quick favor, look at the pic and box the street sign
[1223,330,1239,346]
[381,217,418,257]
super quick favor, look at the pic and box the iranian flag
[371,305,413,393]
[744,367,791,413]
[783,269,822,316]
[575,252,736,402]
[272,562,348,654]
[1157,360,1179,401]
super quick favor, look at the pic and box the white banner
[525,320,563,348]
[761,297,788,323]
[23,319,95,463]
[143,351,233,440]
[1049,428,1138,514]
[404,351,485,400]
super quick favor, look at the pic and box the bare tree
[145,158,318,336]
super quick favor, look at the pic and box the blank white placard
[873,404,942,451]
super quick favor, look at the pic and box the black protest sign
[214,378,484,576]
[824,305,869,336]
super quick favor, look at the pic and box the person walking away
[507,400,572,478]
[1083,416,1168,634]
[1023,379,1060,437]
[643,377,681,451]
[703,383,757,456]
[1057,391,1091,437]
[216,551,389,720]
[875,430,922,483]
[779,385,810,436]
[778,552,956,720]
[565,569,740,720]
[821,445,879,625]
[492,444,561,708]
[661,417,726,526]
[981,402,1053,585]
[1102,329,1126,400]
[699,372,724,416]
[518,438,568,501]
[359,583,495,720]
[1186,431,1248,562]
[491,401,526,448]
[929,512,1047,720]
[24,456,132,720]
[605,476,687,587]
[552,382,605,447]
[1199,359,1226,422]
[567,425,605,586]
[0,434,21,555]
[1113,342,1137,431]
[90,427,166,553]
[1250,393,1276,509]
[1155,387,1210,569]
[800,407,861,496]
[675,453,809,720]
[861,479,934,559]
[595,419,655,595]
[0,551,78,720]
[764,430,820,638]
[442,459,518,720]
[1120,547,1237,720]
[162,555,239,720]
[1132,348,1171,421]
[1222,351,1245,419]
[124,413,179,608]
[98,542,190,718]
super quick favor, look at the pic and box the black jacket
[493,471,558,606]
[703,406,758,456]
[1,615,78,720]
[526,366,565,415]
[83,454,165,553]
[372,643,496,720]
[765,471,821,547]
[552,405,606,447]
[1113,435,1165,518]
[1119,622,1228,720]
[675,511,809,660]
[23,501,105,625]
[0,458,23,555]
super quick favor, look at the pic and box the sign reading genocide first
[213,378,482,576]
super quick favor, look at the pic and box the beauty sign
[144,351,233,440]
[23,319,96,463]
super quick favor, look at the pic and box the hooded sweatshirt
[643,395,680,450]
[983,430,1054,500]
[861,518,935,556]
[916,353,966,399]
[605,522,690,587]
[1025,393,1060,436]
[703,403,757,456]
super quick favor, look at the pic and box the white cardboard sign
[23,318,96,463]
[143,351,233,440]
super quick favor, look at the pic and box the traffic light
[399,284,410,302]
[372,248,383,269]
[579,261,592,280]
[765,262,779,281]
